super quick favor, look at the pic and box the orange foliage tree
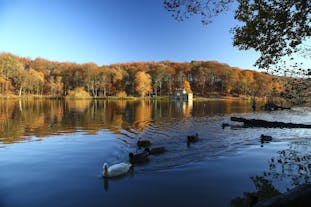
[134,71,152,97]
[183,80,192,93]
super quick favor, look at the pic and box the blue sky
[0,0,260,69]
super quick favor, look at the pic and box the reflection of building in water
[169,88,193,101]
[183,100,193,118]
[175,100,193,118]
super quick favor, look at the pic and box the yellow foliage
[29,68,44,82]
[134,71,152,97]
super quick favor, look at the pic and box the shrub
[66,87,91,99]
[266,97,291,108]
[115,91,127,98]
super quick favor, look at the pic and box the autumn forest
[0,53,309,105]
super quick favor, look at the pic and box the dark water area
[0,99,310,207]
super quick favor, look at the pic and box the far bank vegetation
[0,53,309,105]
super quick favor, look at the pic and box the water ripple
[120,109,311,174]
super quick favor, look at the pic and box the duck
[187,133,199,143]
[222,123,230,129]
[149,147,166,155]
[260,134,272,143]
[129,148,150,164]
[137,140,151,148]
[102,162,132,178]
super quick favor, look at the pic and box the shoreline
[0,95,260,101]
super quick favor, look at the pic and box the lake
[0,99,310,207]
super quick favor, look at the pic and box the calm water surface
[0,100,310,207]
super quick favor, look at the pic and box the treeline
[0,52,301,99]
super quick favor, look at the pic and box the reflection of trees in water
[231,140,311,207]
[0,100,19,143]
[0,100,253,144]
[65,99,92,113]
[133,101,152,131]
[192,99,255,116]
[0,100,65,143]
[0,100,153,143]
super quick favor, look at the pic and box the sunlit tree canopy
[164,0,311,75]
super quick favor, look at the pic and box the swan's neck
[104,165,109,176]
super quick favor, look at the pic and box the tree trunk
[154,86,157,97]
[19,86,23,97]
[103,87,107,97]
[230,117,311,128]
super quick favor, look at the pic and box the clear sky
[0,0,260,70]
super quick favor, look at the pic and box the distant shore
[0,94,260,101]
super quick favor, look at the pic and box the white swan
[103,162,132,178]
